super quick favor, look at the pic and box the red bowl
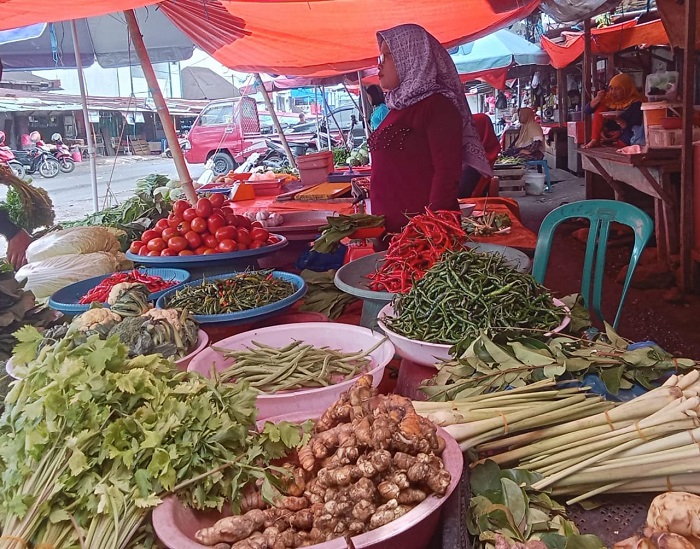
[660,117,682,130]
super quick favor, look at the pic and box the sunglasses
[377,52,392,65]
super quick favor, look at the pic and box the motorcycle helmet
[51,133,63,143]
[29,131,42,143]
[0,131,5,145]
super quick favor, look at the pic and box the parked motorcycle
[50,133,75,173]
[12,147,61,178]
[0,131,25,178]
[165,135,190,158]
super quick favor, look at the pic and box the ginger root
[647,492,700,545]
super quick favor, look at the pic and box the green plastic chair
[532,199,654,330]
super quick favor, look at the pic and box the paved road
[0,157,205,258]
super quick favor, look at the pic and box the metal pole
[123,9,196,202]
[321,85,332,151]
[357,72,371,142]
[254,74,297,169]
[583,18,592,144]
[320,86,346,150]
[314,87,322,150]
[70,20,99,213]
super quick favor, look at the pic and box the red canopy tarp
[460,66,510,89]
[541,18,669,69]
[0,0,161,31]
[160,0,540,76]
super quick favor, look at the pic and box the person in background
[298,112,306,125]
[503,107,545,161]
[458,114,500,198]
[370,24,491,234]
[365,84,390,130]
[582,73,644,149]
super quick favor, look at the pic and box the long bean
[383,249,565,356]
[164,271,296,315]
[213,338,386,393]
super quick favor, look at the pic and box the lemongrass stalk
[676,369,700,390]
[565,480,629,504]
[614,426,700,458]
[596,442,700,469]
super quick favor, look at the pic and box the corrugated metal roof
[0,88,209,116]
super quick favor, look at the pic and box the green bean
[215,338,387,393]
[383,249,565,356]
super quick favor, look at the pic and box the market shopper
[503,107,545,161]
[458,113,500,198]
[369,24,491,234]
[582,73,644,149]
[365,84,390,130]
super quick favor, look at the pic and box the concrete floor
[514,169,700,359]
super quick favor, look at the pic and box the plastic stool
[525,160,551,191]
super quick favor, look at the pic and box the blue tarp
[450,29,549,74]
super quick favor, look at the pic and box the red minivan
[185,96,264,174]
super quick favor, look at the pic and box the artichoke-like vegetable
[110,284,150,317]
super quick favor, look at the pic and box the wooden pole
[70,20,99,213]
[679,0,697,291]
[254,74,297,170]
[606,54,615,83]
[557,68,567,127]
[583,18,593,144]
[123,9,196,203]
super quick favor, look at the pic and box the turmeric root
[196,509,268,545]
[297,444,316,472]
[317,464,363,488]
[369,499,413,529]
[309,423,355,459]
[240,481,266,513]
[316,375,375,433]
[273,496,309,511]
[398,488,427,505]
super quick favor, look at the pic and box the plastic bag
[16,252,120,299]
[26,227,122,263]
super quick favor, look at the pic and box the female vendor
[503,107,545,161]
[369,24,491,234]
[582,73,644,149]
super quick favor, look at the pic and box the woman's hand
[616,117,627,129]
[591,89,607,108]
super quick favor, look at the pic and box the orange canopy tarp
[160,0,540,76]
[0,0,160,31]
[541,18,669,69]
[460,66,510,90]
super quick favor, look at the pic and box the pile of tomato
[129,195,278,257]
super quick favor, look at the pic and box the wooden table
[578,147,682,263]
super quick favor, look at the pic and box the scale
[343,179,383,264]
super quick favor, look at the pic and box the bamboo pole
[583,18,592,144]
[254,74,297,169]
[123,9,196,203]
[680,0,697,291]
[70,20,99,213]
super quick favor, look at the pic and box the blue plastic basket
[155,271,307,325]
[125,234,288,268]
[48,268,191,315]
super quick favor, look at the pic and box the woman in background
[582,73,644,149]
[366,84,390,130]
[458,113,500,198]
[504,107,545,161]
[369,24,491,234]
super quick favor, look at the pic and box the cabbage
[26,227,121,264]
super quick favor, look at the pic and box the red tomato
[183,208,198,222]
[147,238,167,252]
[251,221,264,229]
[217,239,237,253]
[161,227,179,242]
[203,248,218,255]
[178,249,195,256]
[207,214,226,234]
[129,240,143,254]
[250,227,269,242]
[221,206,235,217]
[161,248,177,256]
[147,250,161,256]
[184,231,202,249]
[167,214,183,229]
[168,236,188,253]
[194,246,208,255]
[195,198,213,218]
[249,240,265,249]
[236,228,252,246]
[203,234,219,249]
[267,235,280,244]
[225,214,240,227]
[211,208,224,219]
[237,215,252,230]
[177,220,192,235]
[191,217,208,233]
[237,243,248,251]
[209,193,225,208]
[138,245,149,256]
[141,229,160,243]
[173,199,190,216]
[215,226,238,241]
[155,218,170,231]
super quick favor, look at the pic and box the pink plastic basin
[174,330,210,371]
[151,411,463,549]
[187,322,395,419]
